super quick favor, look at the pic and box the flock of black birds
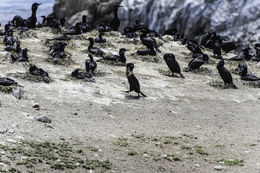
[0,3,260,99]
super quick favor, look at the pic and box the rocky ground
[0,27,260,173]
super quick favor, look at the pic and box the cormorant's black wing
[128,74,140,92]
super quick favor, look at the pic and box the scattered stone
[143,153,149,158]
[6,139,17,144]
[9,129,15,134]
[44,124,54,129]
[37,116,51,123]
[214,165,224,171]
[33,104,40,109]
[0,128,8,134]
[12,86,23,100]
[195,164,200,168]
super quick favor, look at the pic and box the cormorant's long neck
[114,8,118,18]
[99,32,103,39]
[88,40,94,48]
[31,8,37,18]
[119,52,126,61]
[241,67,248,77]
[23,51,27,58]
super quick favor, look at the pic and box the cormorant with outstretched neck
[103,48,127,63]
[29,65,50,83]
[125,63,146,97]
[217,60,237,89]
[85,54,97,76]
[110,5,121,31]
[95,32,106,43]
[87,37,105,57]
[12,3,41,28]
[163,53,185,78]
[11,48,29,62]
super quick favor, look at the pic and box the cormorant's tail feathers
[155,47,161,53]
[140,92,147,97]
[180,73,185,79]
[43,76,50,83]
[231,83,238,89]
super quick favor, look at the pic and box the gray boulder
[53,0,123,26]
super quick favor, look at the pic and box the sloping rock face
[120,0,260,46]
[53,0,123,26]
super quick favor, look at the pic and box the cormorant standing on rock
[87,37,105,57]
[163,53,185,78]
[110,5,121,31]
[217,60,237,89]
[125,63,146,97]
[85,54,97,76]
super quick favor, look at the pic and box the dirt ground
[0,27,260,173]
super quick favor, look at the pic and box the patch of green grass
[248,144,256,147]
[8,168,21,173]
[83,160,112,170]
[218,158,244,166]
[181,133,198,139]
[195,145,208,155]
[181,145,192,150]
[155,143,164,148]
[0,85,15,94]
[131,134,146,141]
[215,144,225,148]
[164,136,177,140]
[153,157,161,162]
[0,140,112,171]
[163,139,171,144]
[89,147,99,152]
[165,154,181,162]
[114,138,129,147]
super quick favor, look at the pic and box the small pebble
[214,165,224,170]
[6,139,17,144]
[37,116,51,123]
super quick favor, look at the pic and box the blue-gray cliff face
[119,0,260,46]
[53,0,259,46]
